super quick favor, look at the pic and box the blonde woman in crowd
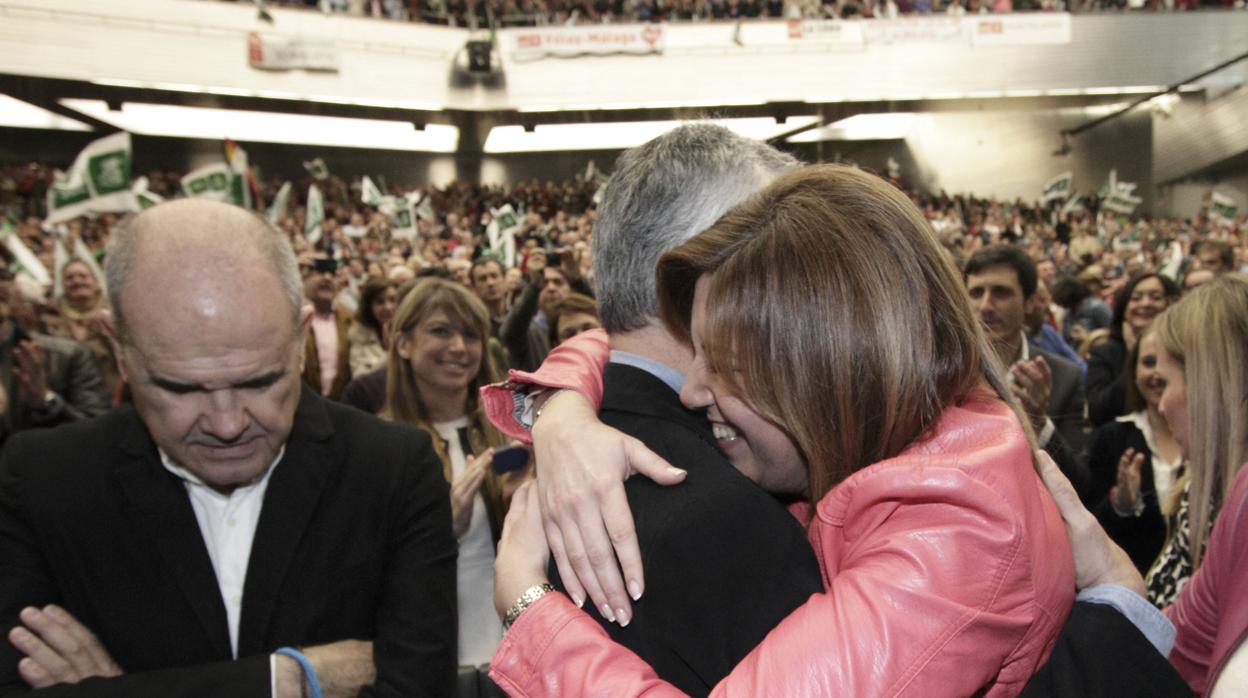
[382,277,525,666]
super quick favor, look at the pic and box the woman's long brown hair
[658,164,1028,502]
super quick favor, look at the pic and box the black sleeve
[640,483,822,693]
[1084,424,1125,508]
[52,340,110,422]
[0,659,271,698]
[1044,362,1092,505]
[1019,602,1193,698]
[0,437,270,698]
[1045,428,1093,507]
[361,430,457,697]
[499,283,540,367]
[1086,343,1126,428]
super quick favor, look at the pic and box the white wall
[3,1,1247,112]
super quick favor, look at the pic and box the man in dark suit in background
[0,267,109,445]
[534,125,823,695]
[965,244,1091,500]
[0,199,455,697]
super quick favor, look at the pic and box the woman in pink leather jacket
[487,165,1074,696]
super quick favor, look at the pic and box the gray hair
[592,123,799,332]
[106,207,303,343]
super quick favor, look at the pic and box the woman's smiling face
[679,275,808,498]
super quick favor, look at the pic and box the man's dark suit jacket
[550,363,822,697]
[0,332,109,446]
[1030,343,1093,503]
[1021,601,1192,697]
[0,388,456,697]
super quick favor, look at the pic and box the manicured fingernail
[572,594,584,608]
[667,467,686,477]
[600,603,616,623]
[616,608,630,627]
[627,580,643,601]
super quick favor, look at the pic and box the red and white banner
[969,14,1072,46]
[506,25,665,61]
[247,32,340,72]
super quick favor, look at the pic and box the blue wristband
[274,647,323,698]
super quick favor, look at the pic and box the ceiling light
[483,117,817,153]
[787,113,915,143]
[59,99,458,152]
[0,94,91,132]
[516,98,766,113]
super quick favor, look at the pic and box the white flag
[182,164,239,204]
[487,204,520,268]
[267,182,292,225]
[224,143,253,210]
[415,193,435,222]
[388,192,420,240]
[1211,191,1239,223]
[75,237,107,295]
[45,132,138,227]
[305,184,324,245]
[52,230,71,301]
[1042,172,1073,203]
[0,219,51,287]
[132,177,164,210]
[360,176,384,207]
[1102,191,1143,216]
[303,158,330,181]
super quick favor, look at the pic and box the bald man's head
[104,199,306,492]
[106,199,302,344]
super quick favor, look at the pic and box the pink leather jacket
[1166,463,1248,695]
[484,331,1074,697]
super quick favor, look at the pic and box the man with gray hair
[0,199,455,697]
[484,124,822,693]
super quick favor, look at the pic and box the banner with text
[969,14,1072,47]
[248,32,339,72]
[506,24,665,61]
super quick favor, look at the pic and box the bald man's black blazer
[0,388,456,697]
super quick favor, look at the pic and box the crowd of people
[233,0,1244,30]
[2,133,1248,696]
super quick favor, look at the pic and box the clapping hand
[1110,448,1145,517]
[452,449,492,540]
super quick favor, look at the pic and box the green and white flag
[1097,168,1141,215]
[305,184,324,245]
[303,158,330,181]
[415,193,435,222]
[390,193,418,240]
[45,132,137,227]
[1042,172,1073,203]
[1103,190,1143,216]
[52,229,70,300]
[1211,191,1239,223]
[360,176,384,207]
[1097,169,1118,199]
[0,219,51,287]
[1059,195,1084,217]
[182,163,247,207]
[486,204,520,268]
[132,177,164,210]
[71,236,107,296]
[267,182,292,225]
